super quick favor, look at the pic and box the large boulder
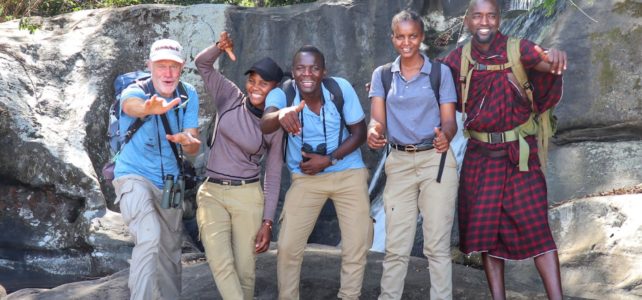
[506,193,642,300]
[0,4,230,291]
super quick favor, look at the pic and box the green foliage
[18,16,41,33]
[536,0,558,16]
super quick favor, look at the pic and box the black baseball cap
[244,57,284,82]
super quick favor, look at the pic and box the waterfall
[507,0,539,11]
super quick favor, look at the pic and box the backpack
[102,71,189,183]
[106,70,151,156]
[459,37,557,173]
[282,77,346,160]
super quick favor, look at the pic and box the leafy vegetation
[536,0,558,16]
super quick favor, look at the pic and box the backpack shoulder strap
[380,63,393,101]
[280,78,297,163]
[322,77,347,144]
[282,79,296,107]
[506,37,533,107]
[460,41,474,129]
[321,77,344,120]
[177,81,190,105]
[429,58,441,104]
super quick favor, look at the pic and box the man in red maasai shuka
[441,0,567,299]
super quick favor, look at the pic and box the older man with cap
[112,38,201,300]
[194,32,284,300]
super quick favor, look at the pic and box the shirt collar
[390,53,432,75]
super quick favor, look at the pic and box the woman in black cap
[194,31,284,300]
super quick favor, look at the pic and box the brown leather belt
[390,142,434,152]
[478,147,508,158]
[207,178,259,186]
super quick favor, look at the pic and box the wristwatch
[329,153,339,166]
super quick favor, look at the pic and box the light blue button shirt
[114,82,199,188]
[265,77,366,175]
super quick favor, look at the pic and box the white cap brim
[150,52,184,64]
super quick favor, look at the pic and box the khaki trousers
[277,168,372,300]
[114,175,183,300]
[378,149,458,300]
[196,181,263,300]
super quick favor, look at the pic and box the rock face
[0,0,640,297]
[505,194,642,300]
[498,0,642,204]
[0,4,230,291]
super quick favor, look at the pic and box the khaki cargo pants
[277,168,373,300]
[114,175,183,300]
[378,149,458,300]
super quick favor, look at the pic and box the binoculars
[161,174,185,209]
[301,142,327,162]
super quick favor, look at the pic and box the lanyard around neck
[299,99,327,147]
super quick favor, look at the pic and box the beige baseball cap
[149,39,184,64]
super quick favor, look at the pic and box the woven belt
[207,178,259,186]
[465,114,538,172]
[468,130,519,144]
[390,142,434,152]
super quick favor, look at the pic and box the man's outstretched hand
[535,45,567,75]
[166,131,201,147]
[144,95,180,115]
[279,100,305,135]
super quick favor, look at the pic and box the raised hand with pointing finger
[534,45,567,75]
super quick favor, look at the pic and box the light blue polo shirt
[114,81,199,188]
[369,53,457,145]
[265,77,366,175]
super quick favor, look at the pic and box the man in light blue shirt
[112,39,200,300]
[261,45,372,300]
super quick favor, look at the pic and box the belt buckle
[405,145,417,152]
[221,180,231,185]
[488,132,505,144]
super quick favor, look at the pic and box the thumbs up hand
[433,127,449,153]
[367,122,387,150]
[278,100,305,135]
